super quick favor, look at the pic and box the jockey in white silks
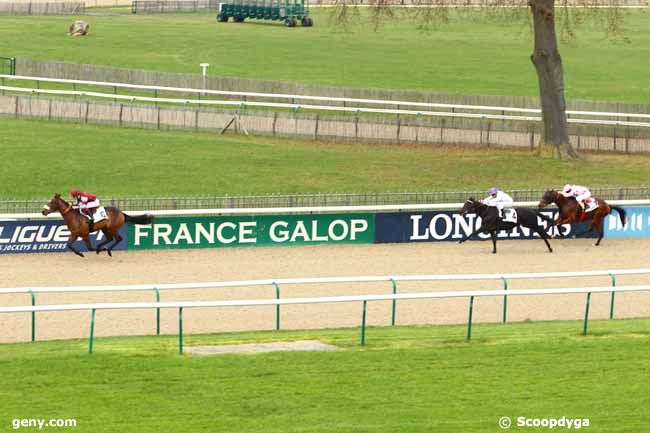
[481,187,514,218]
[560,184,593,210]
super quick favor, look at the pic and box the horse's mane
[52,193,70,208]
[468,197,485,206]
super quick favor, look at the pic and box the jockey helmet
[70,188,80,198]
[488,187,498,196]
[563,184,572,194]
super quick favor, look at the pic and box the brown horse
[538,190,626,246]
[41,193,154,257]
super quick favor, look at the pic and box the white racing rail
[2,269,649,351]
[1,282,649,353]
[2,74,650,126]
[2,199,650,220]
[1,268,649,294]
[2,284,649,312]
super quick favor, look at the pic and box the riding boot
[87,209,94,233]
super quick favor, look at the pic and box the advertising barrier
[374,210,595,243]
[605,206,650,238]
[3,206,649,254]
[128,214,374,250]
[0,220,127,254]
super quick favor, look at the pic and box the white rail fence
[2,74,650,127]
[3,199,650,220]
[2,269,649,352]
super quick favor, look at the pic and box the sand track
[2,238,650,343]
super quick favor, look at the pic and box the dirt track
[1,238,650,343]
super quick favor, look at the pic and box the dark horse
[458,198,554,254]
[538,190,626,246]
[42,193,154,257]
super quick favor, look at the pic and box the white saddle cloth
[92,206,108,223]
[502,208,517,223]
[585,200,598,213]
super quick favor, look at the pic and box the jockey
[481,187,514,218]
[70,188,100,221]
[560,184,593,210]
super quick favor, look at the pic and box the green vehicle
[217,0,313,27]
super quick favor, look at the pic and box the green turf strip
[1,10,650,102]
[1,118,649,199]
[0,318,648,433]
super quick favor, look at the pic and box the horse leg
[95,230,113,254]
[553,217,572,239]
[81,235,95,254]
[572,219,597,239]
[594,219,605,246]
[104,232,123,257]
[533,227,553,253]
[490,230,497,254]
[67,237,85,258]
[458,226,483,244]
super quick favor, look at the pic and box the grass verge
[1,10,650,102]
[2,118,650,199]
[0,318,649,432]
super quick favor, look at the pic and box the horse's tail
[611,206,627,227]
[124,213,155,225]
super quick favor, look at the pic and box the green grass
[2,118,649,199]
[1,10,650,102]
[1,318,649,433]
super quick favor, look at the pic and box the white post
[199,63,209,95]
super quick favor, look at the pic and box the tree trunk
[529,0,579,159]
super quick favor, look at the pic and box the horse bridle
[461,199,480,215]
[541,191,556,206]
[43,200,73,215]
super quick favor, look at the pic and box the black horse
[458,198,554,254]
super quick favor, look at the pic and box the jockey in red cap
[70,188,100,221]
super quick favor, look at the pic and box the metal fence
[131,0,219,13]
[0,2,85,15]
[11,59,650,148]
[16,58,650,117]
[2,186,650,213]
[6,74,650,128]
[3,94,650,153]
[3,282,650,352]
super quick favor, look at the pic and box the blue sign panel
[375,210,595,243]
[604,206,650,238]
[0,220,127,254]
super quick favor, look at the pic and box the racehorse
[538,190,626,246]
[41,193,154,257]
[458,198,554,254]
